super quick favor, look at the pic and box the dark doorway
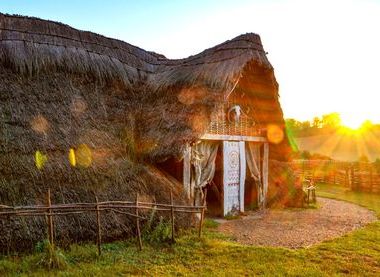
[205,144,223,216]
[156,157,183,183]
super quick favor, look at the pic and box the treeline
[285,112,380,137]
[291,150,332,161]
[291,149,380,167]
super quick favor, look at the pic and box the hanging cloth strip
[245,142,265,209]
[191,141,219,205]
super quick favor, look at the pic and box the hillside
[294,131,380,162]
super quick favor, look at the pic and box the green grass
[1,185,379,276]
[316,183,380,217]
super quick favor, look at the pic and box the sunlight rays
[340,113,366,130]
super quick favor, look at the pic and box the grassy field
[295,132,380,161]
[0,184,379,276]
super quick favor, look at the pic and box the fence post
[198,188,207,238]
[333,162,336,185]
[135,193,143,250]
[170,190,175,243]
[46,189,54,249]
[350,164,355,190]
[302,160,305,181]
[95,196,101,256]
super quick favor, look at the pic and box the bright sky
[1,0,380,127]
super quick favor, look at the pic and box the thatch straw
[0,14,287,160]
[0,13,272,91]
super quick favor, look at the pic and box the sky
[1,0,379,128]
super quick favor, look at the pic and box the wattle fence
[0,189,206,255]
[291,160,380,194]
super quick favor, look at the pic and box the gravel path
[217,197,377,248]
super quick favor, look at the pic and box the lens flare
[285,124,299,151]
[30,115,49,134]
[71,96,87,116]
[69,144,92,168]
[35,150,47,170]
[68,148,76,167]
[267,124,284,144]
[75,144,93,168]
[340,113,365,130]
[177,87,207,105]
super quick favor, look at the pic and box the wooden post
[198,188,207,238]
[170,190,175,243]
[239,141,246,212]
[95,196,101,256]
[350,164,355,190]
[183,144,192,199]
[46,189,54,249]
[135,193,143,250]
[262,142,269,209]
[333,163,336,185]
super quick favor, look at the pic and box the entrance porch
[183,134,269,216]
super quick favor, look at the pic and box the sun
[340,113,365,130]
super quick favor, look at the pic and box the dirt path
[217,197,377,248]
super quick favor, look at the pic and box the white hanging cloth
[191,141,219,205]
[245,142,264,209]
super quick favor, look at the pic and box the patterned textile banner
[223,141,245,215]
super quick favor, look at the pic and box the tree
[321,113,341,129]
[360,120,374,131]
[285,118,301,131]
[301,150,311,160]
[300,121,311,130]
[374,158,380,174]
[312,117,322,128]
[358,154,369,163]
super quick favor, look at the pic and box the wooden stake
[199,188,207,238]
[95,196,101,256]
[333,164,336,185]
[136,193,143,250]
[345,167,348,187]
[170,190,175,243]
[46,189,54,249]
[183,144,192,199]
[350,165,354,190]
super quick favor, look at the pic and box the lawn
[0,184,379,276]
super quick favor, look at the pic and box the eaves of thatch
[0,13,274,92]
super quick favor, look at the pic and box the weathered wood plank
[183,144,191,199]
[262,143,269,208]
[239,141,246,212]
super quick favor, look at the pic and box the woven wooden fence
[0,189,206,255]
[291,160,380,194]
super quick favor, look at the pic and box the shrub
[142,208,172,244]
[374,158,380,174]
[35,240,68,270]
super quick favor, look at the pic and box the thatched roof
[0,13,286,160]
[0,13,289,251]
[0,13,273,92]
